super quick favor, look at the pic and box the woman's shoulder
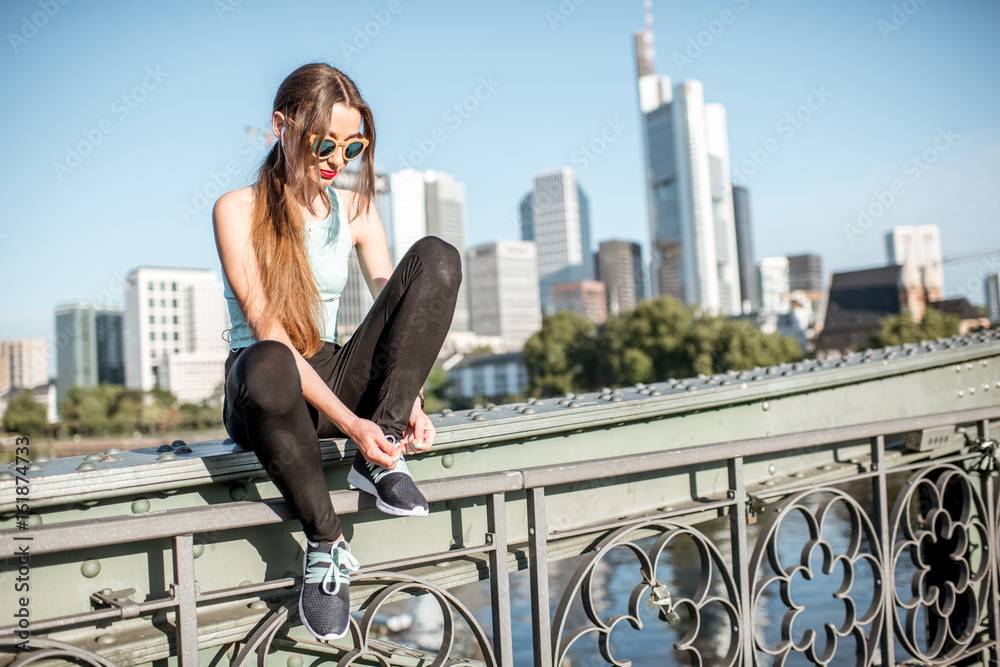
[213,185,256,229]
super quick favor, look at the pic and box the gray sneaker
[298,538,360,640]
[347,435,429,517]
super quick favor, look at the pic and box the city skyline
[2,1,998,343]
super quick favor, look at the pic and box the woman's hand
[402,397,435,455]
[347,416,402,469]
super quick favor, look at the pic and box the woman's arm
[212,189,400,469]
[343,188,393,300]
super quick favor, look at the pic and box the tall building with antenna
[633,0,742,315]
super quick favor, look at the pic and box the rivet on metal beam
[473,415,487,422]
[95,635,117,645]
[157,452,177,461]
[958,390,964,398]
[34,454,51,463]
[229,483,248,501]
[81,559,102,578]
[762,401,770,411]
[767,464,776,475]
[77,462,98,471]
[131,498,150,514]
[488,405,501,411]
[442,454,455,468]
[522,407,536,415]
[567,401,580,408]
[192,543,205,559]
[84,453,102,461]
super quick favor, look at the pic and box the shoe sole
[347,467,430,517]
[298,551,350,641]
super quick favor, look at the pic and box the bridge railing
[2,405,999,666]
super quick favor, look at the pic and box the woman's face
[315,103,363,183]
[276,102,363,184]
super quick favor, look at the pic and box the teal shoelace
[364,435,411,484]
[366,454,411,484]
[304,540,361,595]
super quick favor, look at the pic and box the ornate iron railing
[2,330,999,666]
[2,409,999,666]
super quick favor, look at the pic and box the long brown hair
[248,63,377,358]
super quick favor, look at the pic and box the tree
[523,311,597,397]
[598,297,693,385]
[868,307,961,348]
[423,364,451,414]
[3,389,48,437]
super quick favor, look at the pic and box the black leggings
[222,236,461,542]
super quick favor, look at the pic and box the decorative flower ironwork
[749,488,884,666]
[232,571,496,667]
[551,520,743,667]
[889,464,991,664]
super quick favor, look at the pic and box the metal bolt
[81,559,102,578]
[131,498,150,514]
[727,490,735,499]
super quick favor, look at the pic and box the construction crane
[942,249,1000,265]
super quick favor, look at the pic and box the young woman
[213,63,461,640]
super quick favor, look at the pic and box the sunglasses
[311,135,369,161]
[282,115,369,161]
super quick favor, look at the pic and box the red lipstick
[320,169,337,179]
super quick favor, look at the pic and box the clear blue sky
[2,0,998,342]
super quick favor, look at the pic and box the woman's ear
[272,110,286,145]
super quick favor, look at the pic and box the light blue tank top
[222,186,353,351]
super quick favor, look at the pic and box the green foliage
[867,307,961,348]
[523,311,597,397]
[59,383,182,436]
[423,364,451,414]
[524,297,804,396]
[3,389,48,437]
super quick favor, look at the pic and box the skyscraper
[54,302,125,406]
[389,169,470,332]
[468,240,542,351]
[633,8,742,315]
[987,274,1000,324]
[519,167,593,313]
[596,239,645,315]
[886,226,944,301]
[787,254,824,294]
[125,268,230,403]
[0,338,48,395]
[732,186,760,314]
